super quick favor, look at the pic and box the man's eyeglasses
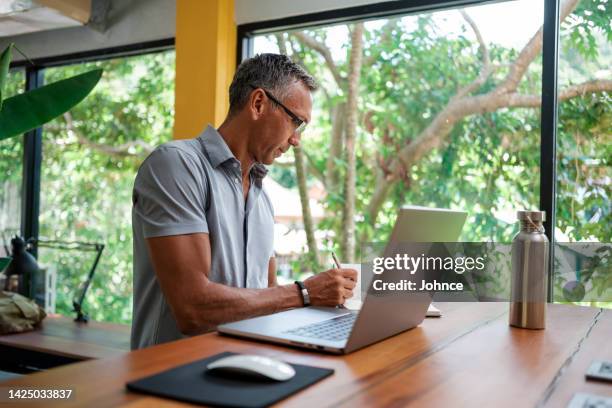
[250,85,307,134]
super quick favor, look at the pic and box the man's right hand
[303,268,358,306]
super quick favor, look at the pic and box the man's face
[248,82,312,165]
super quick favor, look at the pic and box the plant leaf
[0,68,102,141]
[0,43,14,111]
[0,257,10,273]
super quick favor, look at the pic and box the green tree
[0,71,24,236]
[270,0,610,267]
[36,51,175,323]
[1,0,609,323]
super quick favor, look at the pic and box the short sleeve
[133,146,209,238]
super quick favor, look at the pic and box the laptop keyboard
[283,313,357,342]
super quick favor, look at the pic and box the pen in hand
[331,252,341,270]
[332,252,354,282]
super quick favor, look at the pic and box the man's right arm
[147,233,357,335]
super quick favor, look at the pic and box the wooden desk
[1,303,610,407]
[0,315,130,372]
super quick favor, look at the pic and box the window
[0,70,24,247]
[554,0,611,308]
[36,50,175,323]
[556,0,611,243]
[251,0,545,273]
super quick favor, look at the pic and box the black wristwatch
[295,281,311,306]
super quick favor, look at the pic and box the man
[131,54,357,349]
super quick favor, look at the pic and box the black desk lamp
[2,236,105,323]
[3,236,38,294]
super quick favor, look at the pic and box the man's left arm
[268,257,277,287]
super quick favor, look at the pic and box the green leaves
[0,43,14,111]
[31,52,175,323]
[563,0,612,60]
[0,43,103,141]
[0,68,103,141]
[0,257,10,273]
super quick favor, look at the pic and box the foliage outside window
[36,51,175,323]
[255,0,546,264]
[557,0,611,243]
[253,0,610,297]
[0,70,24,251]
[1,0,609,323]
[555,0,611,307]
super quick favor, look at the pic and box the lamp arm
[73,243,104,322]
[27,238,105,323]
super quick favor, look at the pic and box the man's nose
[288,132,301,147]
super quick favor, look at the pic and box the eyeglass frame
[249,85,308,134]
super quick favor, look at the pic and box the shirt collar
[198,125,268,184]
[251,163,268,188]
[199,125,235,168]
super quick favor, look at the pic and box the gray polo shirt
[130,125,275,350]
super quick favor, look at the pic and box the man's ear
[249,88,266,121]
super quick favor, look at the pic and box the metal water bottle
[509,210,549,329]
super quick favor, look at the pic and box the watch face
[295,281,309,305]
[302,289,310,306]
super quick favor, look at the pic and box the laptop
[217,206,468,354]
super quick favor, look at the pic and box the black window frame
[5,0,563,299]
[237,0,560,300]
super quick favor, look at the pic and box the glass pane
[557,0,611,243]
[252,0,544,277]
[0,70,24,251]
[38,51,175,323]
[555,0,611,308]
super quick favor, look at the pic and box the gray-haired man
[131,54,357,349]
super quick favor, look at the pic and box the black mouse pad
[126,351,334,408]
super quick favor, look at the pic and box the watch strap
[295,280,310,306]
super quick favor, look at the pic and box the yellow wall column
[174,0,236,139]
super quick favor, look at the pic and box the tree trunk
[276,33,321,269]
[325,102,345,192]
[294,146,320,269]
[341,23,364,263]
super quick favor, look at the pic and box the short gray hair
[229,53,317,115]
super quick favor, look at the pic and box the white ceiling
[234,0,381,25]
[0,1,83,38]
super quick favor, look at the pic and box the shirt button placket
[233,162,241,184]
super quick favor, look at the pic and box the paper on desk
[344,299,441,317]
[339,263,441,317]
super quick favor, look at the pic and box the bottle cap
[517,210,546,222]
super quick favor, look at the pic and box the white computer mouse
[206,354,296,381]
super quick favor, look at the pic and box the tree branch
[454,9,493,99]
[302,149,327,186]
[63,112,154,159]
[467,79,612,111]
[366,76,612,223]
[294,146,320,268]
[366,0,585,226]
[460,10,490,69]
[494,0,580,95]
[291,31,345,88]
[275,33,288,55]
